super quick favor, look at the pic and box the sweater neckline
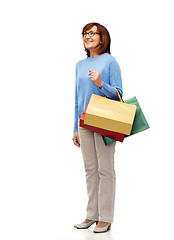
[87,53,108,61]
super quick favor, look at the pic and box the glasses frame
[82,31,101,38]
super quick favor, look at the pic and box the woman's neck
[89,50,100,58]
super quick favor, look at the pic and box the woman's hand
[89,70,103,88]
[72,131,80,147]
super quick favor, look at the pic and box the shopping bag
[80,103,125,142]
[124,97,150,135]
[103,96,150,145]
[84,94,137,135]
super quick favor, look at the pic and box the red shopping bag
[79,102,125,143]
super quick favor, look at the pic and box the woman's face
[83,25,101,53]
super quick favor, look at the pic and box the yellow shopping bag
[84,94,137,135]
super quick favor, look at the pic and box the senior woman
[72,22,123,233]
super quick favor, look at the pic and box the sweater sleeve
[74,63,79,132]
[100,58,123,101]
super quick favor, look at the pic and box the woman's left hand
[89,70,103,89]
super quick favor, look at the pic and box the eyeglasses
[82,31,101,38]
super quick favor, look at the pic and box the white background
[0,0,174,240]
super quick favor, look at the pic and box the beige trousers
[78,124,116,223]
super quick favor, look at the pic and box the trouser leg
[78,126,99,221]
[94,132,116,223]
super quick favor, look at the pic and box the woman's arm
[73,64,79,132]
[89,58,123,101]
[100,81,123,100]
[100,59,123,100]
[72,64,80,147]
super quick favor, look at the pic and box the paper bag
[103,96,150,145]
[80,103,125,142]
[84,94,137,136]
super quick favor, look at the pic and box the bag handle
[104,88,123,103]
[115,88,124,103]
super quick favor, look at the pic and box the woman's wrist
[99,81,103,89]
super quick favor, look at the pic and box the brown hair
[82,22,111,57]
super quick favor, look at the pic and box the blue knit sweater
[74,53,123,132]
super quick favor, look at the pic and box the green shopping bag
[103,96,150,145]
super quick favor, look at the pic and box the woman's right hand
[72,131,80,147]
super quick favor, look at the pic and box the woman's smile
[85,40,93,44]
